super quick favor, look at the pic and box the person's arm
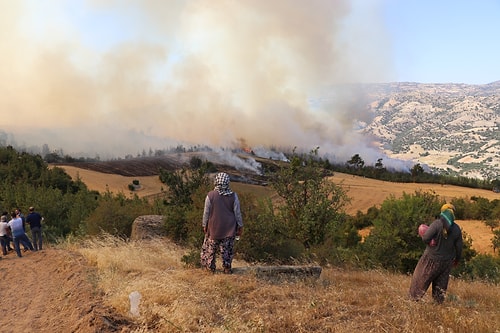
[202,196,211,233]
[422,219,440,244]
[454,227,463,263]
[233,194,243,235]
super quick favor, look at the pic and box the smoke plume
[0,0,394,165]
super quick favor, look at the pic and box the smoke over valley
[1,1,403,170]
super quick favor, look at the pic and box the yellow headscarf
[441,203,455,213]
[440,203,455,228]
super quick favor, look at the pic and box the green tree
[157,163,211,242]
[362,191,441,272]
[484,218,500,232]
[271,148,350,248]
[493,229,500,254]
[411,163,424,182]
[374,158,386,178]
[347,154,365,170]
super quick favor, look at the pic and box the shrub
[361,191,442,273]
[84,192,151,237]
[458,254,500,284]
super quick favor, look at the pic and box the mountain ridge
[360,81,499,180]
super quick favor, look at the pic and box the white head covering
[214,172,233,196]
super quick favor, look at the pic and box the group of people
[0,207,44,258]
[199,172,463,304]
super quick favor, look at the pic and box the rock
[232,265,322,281]
[130,215,166,240]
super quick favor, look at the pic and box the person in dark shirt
[409,204,463,303]
[200,173,243,274]
[26,206,43,251]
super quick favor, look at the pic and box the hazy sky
[0,0,498,163]
[384,0,500,84]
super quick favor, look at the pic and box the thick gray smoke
[0,0,395,166]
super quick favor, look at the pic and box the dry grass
[72,236,500,333]
[59,165,500,331]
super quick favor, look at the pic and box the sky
[0,0,498,166]
[384,0,500,84]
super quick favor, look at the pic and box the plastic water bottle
[129,291,141,316]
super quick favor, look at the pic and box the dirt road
[0,248,134,332]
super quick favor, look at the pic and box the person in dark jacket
[409,204,463,303]
[26,206,43,251]
[200,172,243,274]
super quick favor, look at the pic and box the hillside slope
[360,82,500,179]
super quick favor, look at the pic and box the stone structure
[232,265,322,280]
[130,215,166,240]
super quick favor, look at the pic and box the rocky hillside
[360,81,500,180]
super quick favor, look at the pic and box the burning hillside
[56,149,280,186]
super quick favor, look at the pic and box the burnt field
[55,152,277,186]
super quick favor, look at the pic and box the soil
[0,248,135,333]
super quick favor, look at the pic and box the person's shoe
[223,267,233,274]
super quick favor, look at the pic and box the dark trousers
[0,235,12,255]
[200,236,236,270]
[409,254,453,304]
[13,234,34,257]
[31,227,42,251]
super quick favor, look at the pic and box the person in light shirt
[8,211,34,257]
[0,215,13,255]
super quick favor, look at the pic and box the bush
[361,191,443,273]
[84,192,151,237]
[458,254,500,284]
[234,195,302,263]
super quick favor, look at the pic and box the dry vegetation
[66,236,500,333]
[5,167,492,333]
[50,164,500,332]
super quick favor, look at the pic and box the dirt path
[0,248,134,332]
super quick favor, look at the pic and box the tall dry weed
[73,235,499,333]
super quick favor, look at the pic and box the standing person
[15,208,29,251]
[8,211,34,257]
[409,204,463,303]
[26,206,43,251]
[0,215,12,255]
[200,172,243,274]
[1,211,13,252]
